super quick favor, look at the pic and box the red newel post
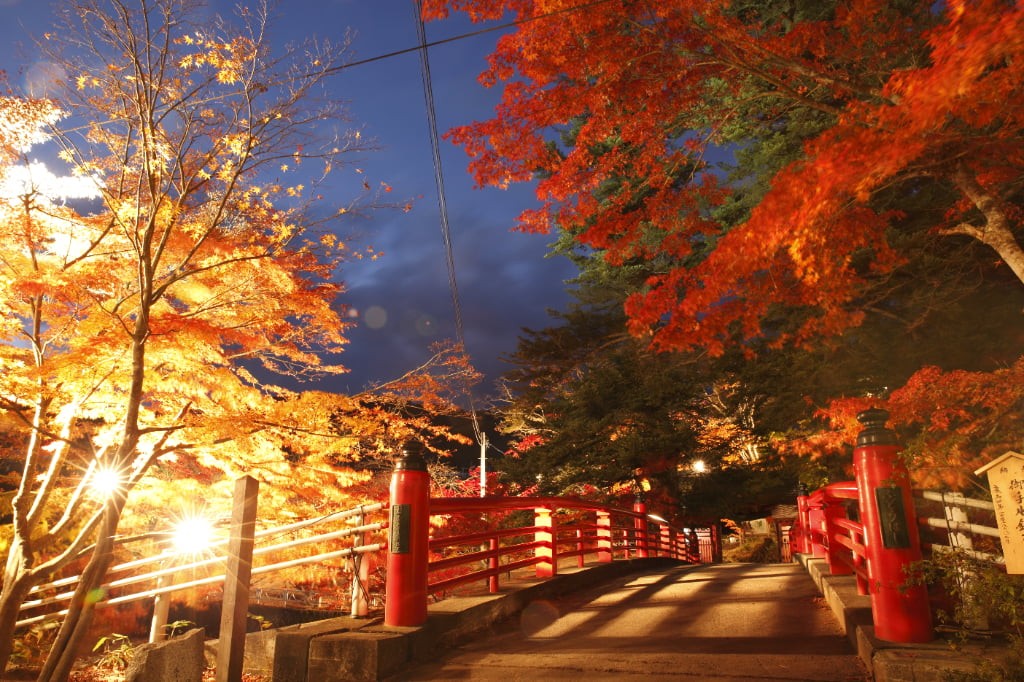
[384,444,430,627]
[853,408,933,643]
[795,484,812,555]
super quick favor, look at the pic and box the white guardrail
[915,490,1004,565]
[16,502,387,642]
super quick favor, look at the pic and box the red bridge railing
[383,450,711,627]
[790,408,933,644]
[795,480,867,592]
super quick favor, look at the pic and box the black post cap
[395,442,428,471]
[856,408,897,447]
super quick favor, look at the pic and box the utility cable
[327,0,619,75]
[412,0,484,446]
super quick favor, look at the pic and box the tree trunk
[35,501,123,682]
[949,164,1024,287]
[0,564,37,678]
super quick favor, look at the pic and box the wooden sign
[975,451,1024,574]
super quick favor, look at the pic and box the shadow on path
[388,563,869,681]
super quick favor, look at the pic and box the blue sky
[0,0,576,399]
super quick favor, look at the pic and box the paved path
[390,563,869,681]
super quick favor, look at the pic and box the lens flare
[171,515,216,557]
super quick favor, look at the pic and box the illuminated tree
[428,0,1024,491]
[0,1,438,678]
[424,0,1024,351]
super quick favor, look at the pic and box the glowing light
[692,460,707,474]
[89,466,125,498]
[171,515,215,557]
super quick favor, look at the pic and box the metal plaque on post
[875,486,911,549]
[390,503,411,554]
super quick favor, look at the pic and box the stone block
[306,629,409,682]
[271,616,361,682]
[125,627,204,682]
[202,628,278,678]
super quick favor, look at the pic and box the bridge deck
[388,562,869,681]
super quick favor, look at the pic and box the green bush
[915,550,1024,682]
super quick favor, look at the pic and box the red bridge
[22,412,1007,681]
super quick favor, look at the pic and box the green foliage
[915,551,1024,681]
[248,614,272,631]
[163,620,195,638]
[91,633,134,672]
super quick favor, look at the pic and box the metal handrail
[16,502,389,629]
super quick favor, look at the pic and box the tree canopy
[432,0,1024,504]
[0,1,473,678]
[424,0,1024,353]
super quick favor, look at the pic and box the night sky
[0,0,577,399]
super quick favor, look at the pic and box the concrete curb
[796,554,1010,681]
[271,557,687,682]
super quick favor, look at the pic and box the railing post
[350,508,369,618]
[853,408,932,643]
[823,500,853,575]
[596,510,612,562]
[942,492,987,630]
[808,499,827,558]
[535,507,557,578]
[795,484,812,555]
[384,444,431,627]
[711,523,723,563]
[148,573,172,643]
[633,497,649,558]
[488,537,500,593]
[660,525,671,559]
[576,528,585,568]
[217,475,259,682]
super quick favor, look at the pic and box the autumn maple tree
[0,1,476,679]
[424,0,1024,350]
[427,0,1024,487]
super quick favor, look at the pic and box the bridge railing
[425,496,704,597]
[797,480,868,594]
[790,408,933,644]
[15,501,388,639]
[16,460,708,642]
[384,448,708,627]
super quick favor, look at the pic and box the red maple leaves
[425,0,1024,353]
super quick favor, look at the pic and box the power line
[412,0,485,448]
[329,0,619,75]
[397,0,618,472]
[375,0,616,486]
